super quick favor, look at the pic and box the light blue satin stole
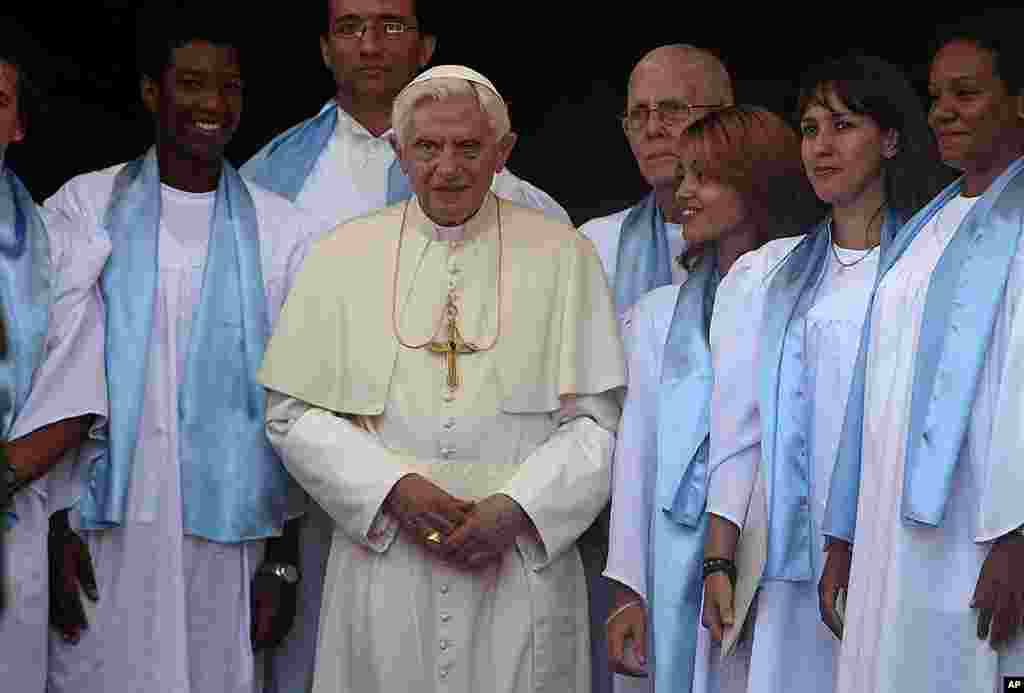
[613,192,674,314]
[760,213,900,579]
[81,149,290,542]
[827,157,1024,540]
[240,100,411,205]
[649,251,719,692]
[0,166,52,529]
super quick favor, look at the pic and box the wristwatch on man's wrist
[1,454,18,508]
[257,562,301,585]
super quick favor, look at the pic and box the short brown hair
[679,106,824,243]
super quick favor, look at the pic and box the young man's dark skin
[49,39,298,651]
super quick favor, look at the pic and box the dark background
[2,5,1004,223]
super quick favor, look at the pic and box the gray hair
[392,77,511,146]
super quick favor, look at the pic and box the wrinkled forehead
[930,39,999,84]
[628,61,707,107]
[409,93,493,139]
[328,0,416,21]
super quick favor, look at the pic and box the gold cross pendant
[428,299,478,390]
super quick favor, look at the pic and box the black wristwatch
[258,562,301,585]
[1,456,17,509]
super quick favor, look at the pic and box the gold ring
[425,529,442,544]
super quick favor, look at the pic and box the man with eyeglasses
[243,5,569,692]
[579,44,733,693]
[242,0,569,228]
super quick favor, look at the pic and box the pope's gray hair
[392,78,511,146]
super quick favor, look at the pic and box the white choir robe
[583,206,684,693]
[42,165,326,693]
[0,208,109,693]
[256,103,572,693]
[836,194,1024,693]
[706,236,879,693]
[608,276,755,693]
[582,209,688,299]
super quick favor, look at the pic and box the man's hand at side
[48,509,98,644]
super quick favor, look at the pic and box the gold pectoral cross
[428,297,478,390]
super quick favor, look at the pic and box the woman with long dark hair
[700,55,948,693]
[824,14,1024,692]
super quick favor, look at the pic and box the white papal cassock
[836,193,1024,693]
[258,193,626,693]
[246,101,572,693]
[0,208,109,693]
[43,165,325,693]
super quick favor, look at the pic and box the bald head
[625,44,734,194]
[629,44,734,106]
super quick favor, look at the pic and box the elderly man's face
[322,0,435,105]
[397,94,515,226]
[0,62,25,152]
[626,61,716,190]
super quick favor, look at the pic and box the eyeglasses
[621,100,725,133]
[331,18,420,40]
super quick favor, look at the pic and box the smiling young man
[0,42,109,693]
[257,64,625,693]
[42,6,326,693]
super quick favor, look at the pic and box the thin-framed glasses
[621,100,725,133]
[332,18,419,40]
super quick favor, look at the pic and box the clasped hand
[385,474,530,570]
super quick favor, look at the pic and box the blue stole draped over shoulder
[81,149,290,542]
[0,167,51,438]
[656,250,720,527]
[614,192,674,314]
[240,100,411,205]
[0,166,52,529]
[760,212,901,580]
[826,157,1024,541]
[648,250,718,693]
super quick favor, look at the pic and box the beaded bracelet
[702,557,737,588]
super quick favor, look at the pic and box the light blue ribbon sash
[826,158,1024,539]
[613,192,673,314]
[0,167,51,530]
[0,167,51,438]
[902,158,1024,526]
[655,250,720,527]
[241,100,411,205]
[82,149,290,542]
[648,250,718,693]
[761,213,900,579]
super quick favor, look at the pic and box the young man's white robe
[0,207,109,693]
[258,194,625,693]
[43,165,326,693]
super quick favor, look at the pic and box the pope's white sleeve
[500,390,619,571]
[265,390,418,552]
